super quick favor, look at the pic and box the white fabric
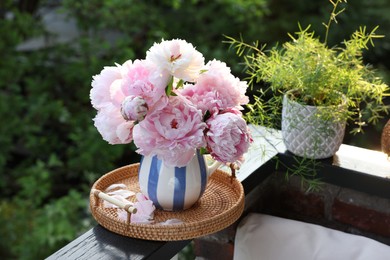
[234,213,390,260]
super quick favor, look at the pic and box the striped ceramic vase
[138,151,220,211]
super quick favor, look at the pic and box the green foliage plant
[226,0,390,190]
[226,0,389,135]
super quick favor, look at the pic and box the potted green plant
[226,0,389,159]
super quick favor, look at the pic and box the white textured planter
[282,93,346,159]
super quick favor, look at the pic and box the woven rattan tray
[90,163,244,241]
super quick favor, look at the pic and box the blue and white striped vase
[138,151,222,211]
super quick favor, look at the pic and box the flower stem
[323,0,346,45]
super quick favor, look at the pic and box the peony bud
[121,95,148,121]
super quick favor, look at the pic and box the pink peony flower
[133,96,206,167]
[180,59,249,114]
[146,39,205,82]
[121,95,148,122]
[93,103,134,144]
[91,61,135,144]
[206,111,253,165]
[121,59,170,110]
[90,65,123,110]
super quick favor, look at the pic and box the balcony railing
[47,126,390,260]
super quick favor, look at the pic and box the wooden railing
[46,126,390,259]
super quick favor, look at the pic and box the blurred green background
[0,0,389,259]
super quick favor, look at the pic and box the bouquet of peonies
[90,39,252,167]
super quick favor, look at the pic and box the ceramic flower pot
[138,151,222,211]
[281,91,347,159]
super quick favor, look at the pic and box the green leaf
[199,147,209,155]
[165,76,174,96]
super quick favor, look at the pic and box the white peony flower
[146,39,205,82]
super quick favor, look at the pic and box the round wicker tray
[90,164,245,241]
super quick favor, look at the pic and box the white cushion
[234,213,390,260]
